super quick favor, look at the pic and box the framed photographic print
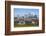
[5,1,45,35]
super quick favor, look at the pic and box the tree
[21,16,24,18]
[28,13,31,18]
[28,13,33,18]
[14,17,17,19]
[17,14,20,18]
[34,15,37,19]
[25,14,28,18]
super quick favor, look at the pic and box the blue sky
[14,8,39,17]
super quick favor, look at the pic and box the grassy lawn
[14,23,39,27]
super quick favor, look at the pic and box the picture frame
[5,1,45,35]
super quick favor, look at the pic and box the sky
[14,8,39,17]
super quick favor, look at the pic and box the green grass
[14,23,39,27]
